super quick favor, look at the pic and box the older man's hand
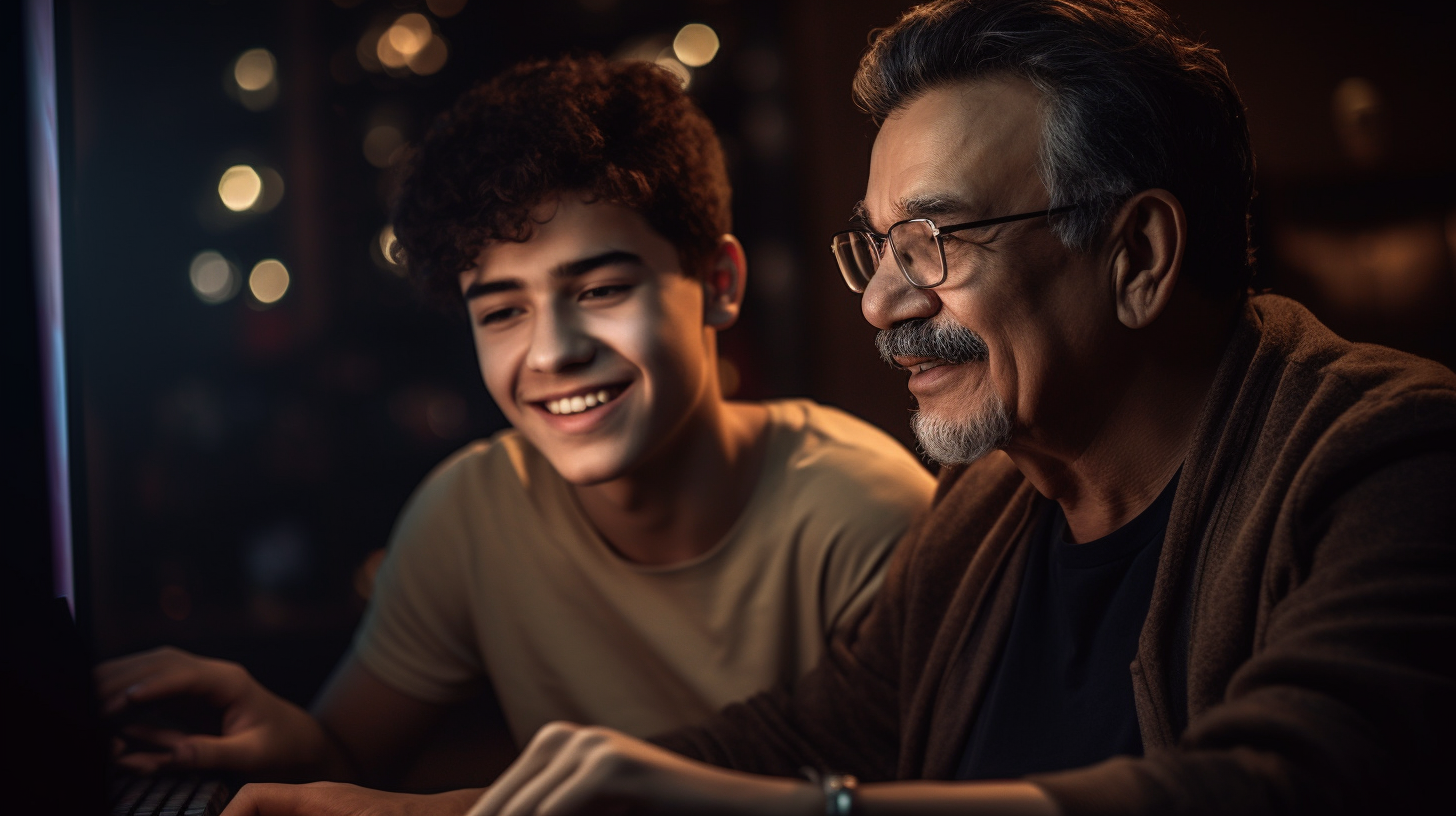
[465,721,817,816]
[221,782,483,816]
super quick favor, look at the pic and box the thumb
[170,731,267,772]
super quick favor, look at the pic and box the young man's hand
[465,721,819,816]
[96,646,350,781]
[221,783,482,816]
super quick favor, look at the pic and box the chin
[542,445,636,486]
[911,394,1013,467]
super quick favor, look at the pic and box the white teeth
[544,388,619,416]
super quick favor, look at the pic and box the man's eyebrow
[462,250,642,300]
[852,195,980,232]
[899,194,979,220]
[462,279,520,300]
[555,250,641,279]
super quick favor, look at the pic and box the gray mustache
[876,319,990,368]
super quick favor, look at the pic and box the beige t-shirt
[353,399,934,744]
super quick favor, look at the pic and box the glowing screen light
[219,165,263,212]
[233,48,276,91]
[189,251,240,304]
[249,259,290,304]
[673,24,719,68]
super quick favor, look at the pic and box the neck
[1007,294,1236,543]
[571,395,771,567]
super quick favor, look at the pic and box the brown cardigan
[656,295,1456,815]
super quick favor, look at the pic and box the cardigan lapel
[911,478,1041,779]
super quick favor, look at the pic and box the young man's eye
[580,284,633,301]
[478,306,523,326]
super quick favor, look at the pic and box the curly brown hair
[392,54,732,303]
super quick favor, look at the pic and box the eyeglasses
[829,205,1079,293]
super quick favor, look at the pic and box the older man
[225,1,1456,814]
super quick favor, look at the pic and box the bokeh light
[189,251,240,304]
[363,124,406,168]
[426,0,468,17]
[388,14,432,58]
[409,36,449,76]
[379,225,402,266]
[251,166,285,213]
[1332,77,1387,166]
[655,55,692,89]
[376,33,409,70]
[673,24,720,68]
[218,165,263,212]
[233,48,276,91]
[249,259,290,304]
[230,48,279,111]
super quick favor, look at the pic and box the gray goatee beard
[910,391,1012,466]
[876,318,1010,466]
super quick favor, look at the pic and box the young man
[98,54,934,791]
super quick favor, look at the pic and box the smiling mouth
[539,384,629,416]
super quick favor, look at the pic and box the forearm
[858,781,1059,816]
[659,777,1059,816]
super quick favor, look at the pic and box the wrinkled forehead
[864,76,1046,230]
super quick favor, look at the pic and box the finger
[114,662,244,713]
[168,732,267,772]
[95,647,193,702]
[120,724,263,773]
[535,754,623,816]
[115,751,175,775]
[220,783,288,816]
[468,723,581,816]
[221,783,356,816]
[122,724,192,748]
[493,750,586,816]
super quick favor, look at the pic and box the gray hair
[854,0,1255,299]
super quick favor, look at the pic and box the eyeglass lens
[888,220,944,288]
[831,221,947,293]
[830,232,878,293]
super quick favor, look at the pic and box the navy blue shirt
[956,474,1178,780]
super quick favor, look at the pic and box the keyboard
[109,773,232,816]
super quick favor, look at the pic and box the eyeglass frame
[830,204,1080,291]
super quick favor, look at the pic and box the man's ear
[703,234,748,330]
[1108,189,1186,330]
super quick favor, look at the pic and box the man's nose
[861,257,941,331]
[526,305,595,373]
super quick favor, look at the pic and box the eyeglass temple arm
[935,204,1080,236]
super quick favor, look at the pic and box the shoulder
[1245,295,1456,456]
[390,428,556,545]
[762,399,936,508]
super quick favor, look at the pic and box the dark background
[54,0,1455,789]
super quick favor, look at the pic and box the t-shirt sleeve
[790,406,937,637]
[815,460,935,637]
[351,452,488,705]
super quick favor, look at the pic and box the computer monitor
[3,2,105,813]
